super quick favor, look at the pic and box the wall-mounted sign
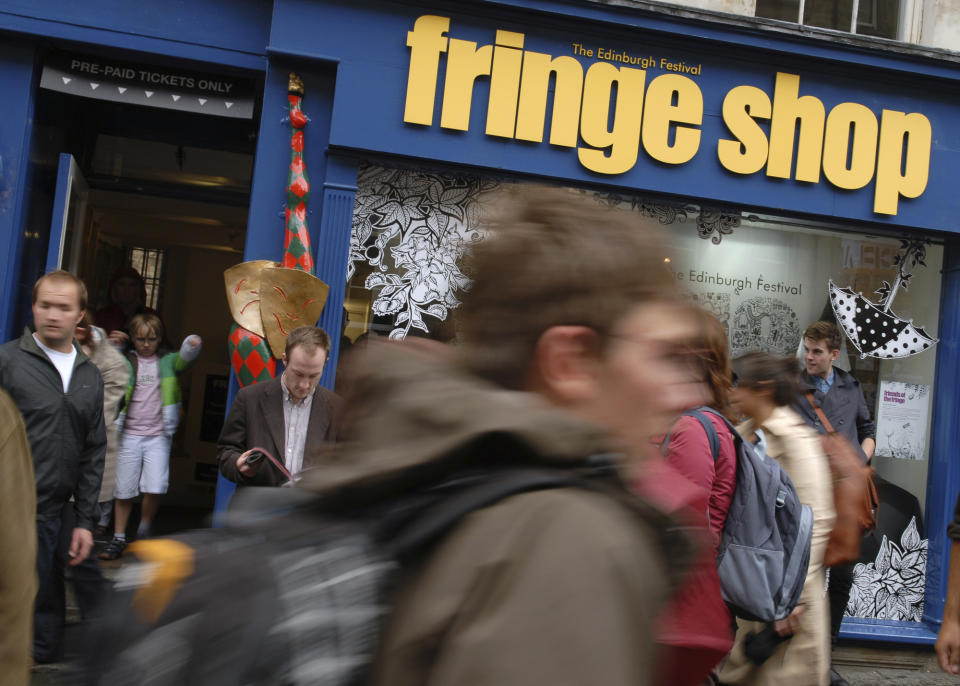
[280,1,960,232]
[40,51,255,119]
[402,15,930,217]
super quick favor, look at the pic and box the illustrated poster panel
[875,381,930,461]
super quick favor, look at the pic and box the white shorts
[115,433,171,498]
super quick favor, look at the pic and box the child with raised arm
[100,314,201,560]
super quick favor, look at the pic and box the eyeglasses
[134,337,159,344]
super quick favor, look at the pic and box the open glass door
[45,153,90,273]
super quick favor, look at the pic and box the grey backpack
[80,467,623,686]
[664,407,813,622]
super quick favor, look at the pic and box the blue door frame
[0,40,39,344]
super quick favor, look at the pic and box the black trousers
[33,503,107,662]
[828,561,855,643]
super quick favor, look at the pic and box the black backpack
[662,407,813,622]
[80,467,610,686]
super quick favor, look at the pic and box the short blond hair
[129,313,162,339]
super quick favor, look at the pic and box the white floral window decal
[846,517,926,622]
[348,164,499,340]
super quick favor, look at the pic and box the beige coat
[301,343,694,686]
[85,327,129,503]
[719,406,836,686]
[0,389,36,686]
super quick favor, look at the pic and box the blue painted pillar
[0,42,39,344]
[923,239,960,629]
[316,155,358,391]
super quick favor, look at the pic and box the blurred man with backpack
[83,187,707,686]
[313,187,709,686]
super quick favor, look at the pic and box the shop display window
[344,164,497,345]
[646,207,941,623]
[345,163,941,622]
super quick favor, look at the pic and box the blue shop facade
[2,0,960,645]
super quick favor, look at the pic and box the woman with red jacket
[634,307,737,686]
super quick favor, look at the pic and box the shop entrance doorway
[28,80,259,527]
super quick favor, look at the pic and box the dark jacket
[217,375,342,487]
[793,366,876,463]
[299,342,694,686]
[0,329,106,529]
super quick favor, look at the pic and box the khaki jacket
[301,343,693,686]
[719,406,836,686]
[0,389,36,686]
[85,328,129,502]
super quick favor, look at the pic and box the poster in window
[875,380,930,461]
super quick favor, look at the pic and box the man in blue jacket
[0,270,106,664]
[793,319,876,686]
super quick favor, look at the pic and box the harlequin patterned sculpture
[283,72,314,273]
[225,73,329,387]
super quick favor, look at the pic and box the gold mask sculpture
[259,267,330,357]
[223,260,278,337]
[224,261,329,358]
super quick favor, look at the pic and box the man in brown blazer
[217,326,342,487]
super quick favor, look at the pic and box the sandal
[98,538,127,561]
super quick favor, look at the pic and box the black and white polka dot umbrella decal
[830,281,937,359]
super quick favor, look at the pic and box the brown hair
[458,185,677,389]
[803,320,842,352]
[33,270,88,311]
[285,326,332,358]
[129,313,163,339]
[74,311,95,347]
[690,307,735,419]
[732,352,801,407]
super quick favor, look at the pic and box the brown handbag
[805,391,880,567]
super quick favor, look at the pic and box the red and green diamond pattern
[283,93,314,274]
[228,323,276,388]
